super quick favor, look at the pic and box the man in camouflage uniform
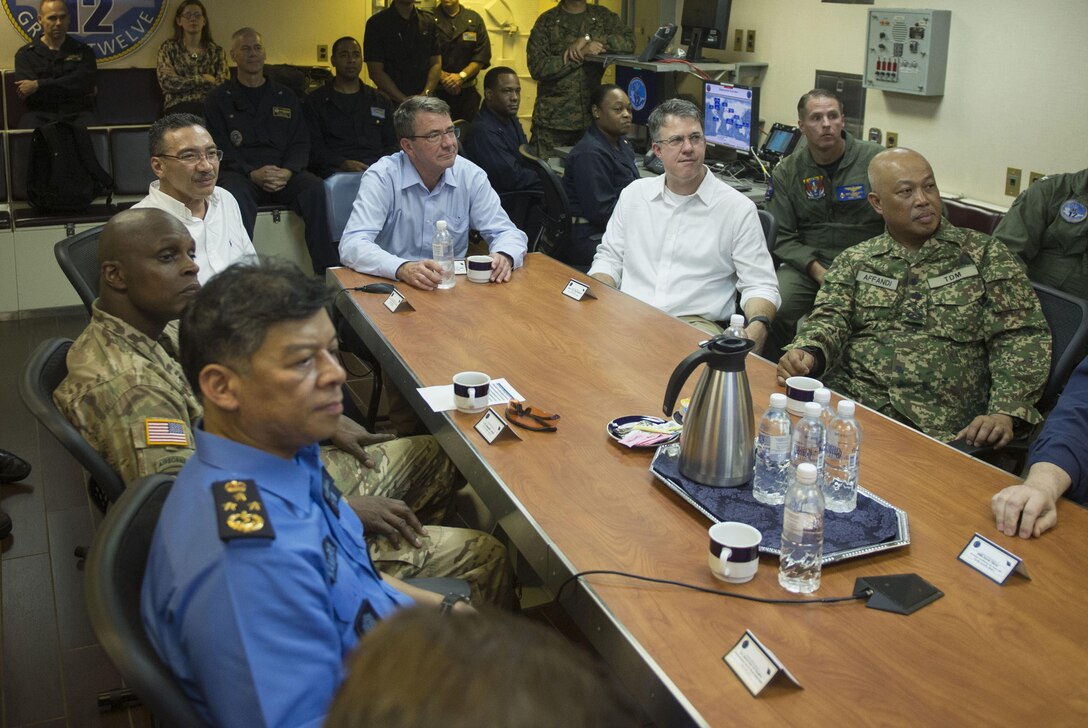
[764,89,885,360]
[778,149,1051,447]
[54,208,510,606]
[526,0,634,158]
[994,168,1088,299]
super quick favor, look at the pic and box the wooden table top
[331,256,1088,727]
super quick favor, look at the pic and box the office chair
[84,473,214,727]
[952,282,1088,473]
[20,337,125,513]
[756,209,779,264]
[54,225,105,315]
[322,171,385,430]
[519,144,571,257]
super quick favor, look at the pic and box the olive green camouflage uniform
[54,303,511,606]
[994,168,1088,299]
[764,132,886,358]
[526,3,634,158]
[787,220,1051,442]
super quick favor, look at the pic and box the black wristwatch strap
[747,315,771,328]
[439,592,471,615]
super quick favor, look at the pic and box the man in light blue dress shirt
[339,95,528,289]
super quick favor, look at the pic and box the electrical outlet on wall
[317,45,328,63]
[1028,171,1046,186]
[746,29,756,53]
[734,29,744,52]
[1005,167,1022,197]
[885,131,898,148]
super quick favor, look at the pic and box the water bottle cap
[837,400,856,417]
[813,388,831,404]
[729,314,745,328]
[796,462,818,483]
[435,220,448,231]
[803,401,822,418]
[769,392,787,409]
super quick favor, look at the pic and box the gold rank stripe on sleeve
[927,264,980,289]
[212,479,276,541]
[144,418,190,447]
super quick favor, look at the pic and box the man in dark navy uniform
[432,0,491,122]
[13,0,97,127]
[364,0,441,105]
[303,36,396,178]
[204,28,334,271]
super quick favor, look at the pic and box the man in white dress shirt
[134,113,256,284]
[588,98,780,353]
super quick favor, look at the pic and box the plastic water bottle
[790,401,825,482]
[824,400,862,513]
[813,387,834,431]
[431,220,455,289]
[779,462,824,594]
[726,314,746,338]
[752,393,792,505]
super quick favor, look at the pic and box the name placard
[473,408,522,444]
[928,264,980,289]
[562,278,597,301]
[957,533,1030,584]
[856,270,899,290]
[723,630,802,696]
[454,259,467,275]
[383,288,415,313]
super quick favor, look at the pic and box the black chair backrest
[519,144,570,256]
[84,473,213,728]
[757,208,778,255]
[19,337,125,511]
[54,226,104,314]
[1033,282,1088,413]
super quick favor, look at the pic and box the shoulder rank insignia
[211,479,276,541]
[323,537,338,583]
[321,469,342,517]
[144,418,189,447]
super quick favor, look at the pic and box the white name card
[562,278,597,301]
[723,630,802,697]
[957,532,1030,585]
[473,408,522,444]
[383,288,414,313]
[454,259,467,275]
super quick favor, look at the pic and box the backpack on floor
[27,121,114,212]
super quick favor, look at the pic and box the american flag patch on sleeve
[145,419,190,447]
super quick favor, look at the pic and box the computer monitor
[703,81,759,155]
[760,122,802,160]
[681,0,733,61]
[616,66,676,127]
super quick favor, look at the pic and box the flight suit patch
[803,175,825,200]
[1060,200,1087,223]
[212,479,276,540]
[836,183,867,201]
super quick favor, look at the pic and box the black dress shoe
[0,511,10,539]
[0,449,31,484]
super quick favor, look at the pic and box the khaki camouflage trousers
[322,436,513,608]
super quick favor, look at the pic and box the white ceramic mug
[466,255,493,284]
[785,376,823,416]
[452,371,490,413]
[708,522,762,584]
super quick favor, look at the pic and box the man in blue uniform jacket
[141,260,471,728]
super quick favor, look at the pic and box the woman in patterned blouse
[156,0,229,115]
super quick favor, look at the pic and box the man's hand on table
[396,260,445,290]
[330,415,395,468]
[348,495,426,548]
[992,462,1072,538]
[955,413,1014,449]
[489,253,513,282]
[776,349,817,386]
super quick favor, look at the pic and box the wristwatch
[458,71,467,80]
[747,315,771,329]
[439,592,471,615]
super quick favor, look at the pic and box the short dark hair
[797,88,844,119]
[483,66,517,91]
[179,260,332,395]
[647,98,702,141]
[589,83,623,113]
[393,96,452,139]
[148,113,206,156]
[331,36,358,57]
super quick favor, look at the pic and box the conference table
[331,255,1088,727]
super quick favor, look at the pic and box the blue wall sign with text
[4,1,168,63]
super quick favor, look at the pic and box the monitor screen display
[703,82,759,154]
[763,123,802,157]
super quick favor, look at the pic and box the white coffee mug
[785,376,823,416]
[708,522,762,584]
[452,371,490,413]
[466,255,493,284]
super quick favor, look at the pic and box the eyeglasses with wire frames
[653,132,706,149]
[157,149,224,165]
[180,11,204,21]
[406,127,460,144]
